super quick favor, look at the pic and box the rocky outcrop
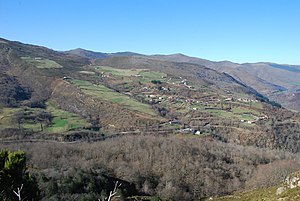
[285,175,300,189]
[276,171,300,195]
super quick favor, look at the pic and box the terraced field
[0,104,90,133]
[71,79,157,116]
[93,66,266,125]
[46,102,90,132]
[95,66,145,76]
[138,70,167,83]
[0,107,22,129]
[95,66,167,82]
[21,56,62,68]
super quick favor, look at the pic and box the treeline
[2,135,300,200]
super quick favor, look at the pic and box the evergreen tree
[0,149,40,201]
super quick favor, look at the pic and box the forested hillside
[1,38,300,200]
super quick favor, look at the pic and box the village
[93,67,270,133]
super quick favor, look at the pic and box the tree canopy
[0,149,39,201]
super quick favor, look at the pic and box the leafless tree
[99,181,122,201]
[13,184,23,201]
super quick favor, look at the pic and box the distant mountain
[94,55,265,99]
[66,48,143,59]
[150,54,300,112]
[65,48,300,111]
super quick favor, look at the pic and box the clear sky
[0,0,299,64]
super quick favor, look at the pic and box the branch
[13,184,23,201]
[98,181,122,201]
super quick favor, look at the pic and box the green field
[95,66,167,83]
[0,104,90,133]
[205,109,235,118]
[231,107,261,116]
[71,79,157,116]
[0,107,46,131]
[204,107,259,121]
[95,66,145,76]
[0,107,21,129]
[46,103,90,133]
[139,71,167,80]
[138,71,167,84]
[21,56,62,69]
[79,71,95,75]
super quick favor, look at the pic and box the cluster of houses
[63,76,71,80]
[178,127,202,135]
[240,119,256,124]
[144,87,269,126]
[167,120,203,135]
[179,79,193,89]
[237,98,259,103]
[145,94,164,104]
[144,92,232,110]
[100,72,110,78]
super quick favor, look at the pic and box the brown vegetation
[1,135,298,200]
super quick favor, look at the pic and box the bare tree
[99,181,122,201]
[13,184,23,201]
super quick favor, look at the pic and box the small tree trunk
[40,123,44,131]
[13,184,23,201]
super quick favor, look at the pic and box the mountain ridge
[64,47,300,111]
[66,48,143,59]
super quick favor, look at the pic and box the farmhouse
[63,76,71,80]
[148,94,157,98]
[247,120,256,124]
[169,120,180,125]
[225,97,233,101]
[179,128,194,134]
[194,130,201,135]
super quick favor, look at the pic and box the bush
[151,80,162,84]
[0,149,40,201]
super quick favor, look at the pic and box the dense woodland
[2,135,300,200]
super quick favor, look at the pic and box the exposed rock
[285,175,300,189]
[275,172,300,196]
[276,186,286,195]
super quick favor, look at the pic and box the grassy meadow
[71,79,157,116]
[21,56,62,69]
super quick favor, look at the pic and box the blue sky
[0,0,299,64]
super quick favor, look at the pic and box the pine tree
[0,149,40,201]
